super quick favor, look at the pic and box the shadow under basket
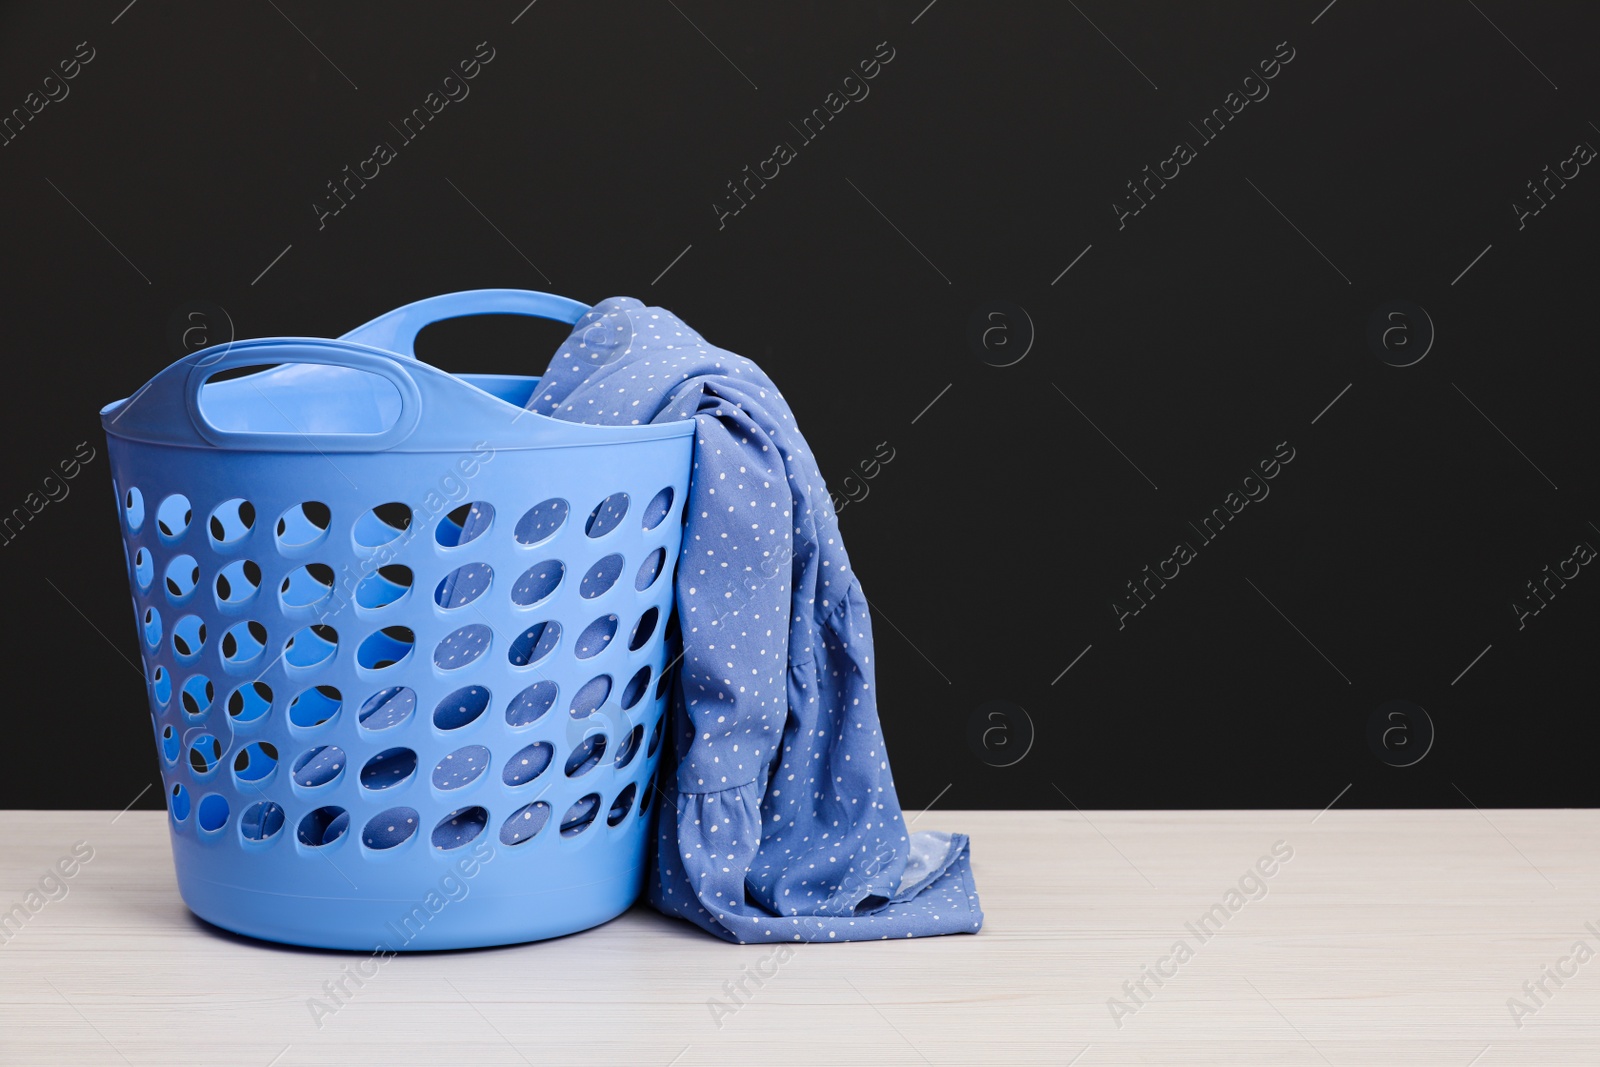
[101,290,692,950]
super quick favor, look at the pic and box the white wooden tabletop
[1,808,1595,1065]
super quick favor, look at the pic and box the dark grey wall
[3,0,1596,812]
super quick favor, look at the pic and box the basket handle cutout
[340,289,590,358]
[185,340,423,452]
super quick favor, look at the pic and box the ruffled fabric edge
[649,778,984,944]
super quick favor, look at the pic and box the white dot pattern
[508,620,560,666]
[431,806,486,850]
[434,562,492,607]
[500,801,550,845]
[357,686,414,730]
[359,747,416,789]
[511,560,564,606]
[431,745,489,790]
[432,685,490,730]
[573,614,618,659]
[505,680,558,727]
[527,297,984,943]
[579,553,625,598]
[585,493,629,537]
[362,806,418,849]
[433,623,491,669]
[292,745,344,788]
[513,498,568,545]
[503,742,553,786]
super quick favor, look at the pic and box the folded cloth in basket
[511,297,984,944]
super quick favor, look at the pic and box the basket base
[177,864,644,952]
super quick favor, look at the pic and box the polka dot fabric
[530,297,983,944]
[432,624,491,669]
[435,562,492,607]
[292,746,343,788]
[358,686,414,730]
[432,746,489,790]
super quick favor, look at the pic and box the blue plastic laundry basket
[100,290,693,951]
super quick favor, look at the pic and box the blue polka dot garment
[530,297,983,944]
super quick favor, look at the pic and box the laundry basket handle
[183,338,424,452]
[340,289,591,358]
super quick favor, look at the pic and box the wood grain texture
[1,809,1596,1065]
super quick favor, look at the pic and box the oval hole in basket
[614,724,643,770]
[569,675,611,719]
[124,487,145,533]
[240,801,285,842]
[132,547,154,591]
[164,555,200,601]
[629,607,659,652]
[289,685,342,729]
[607,783,637,826]
[169,783,191,822]
[187,734,222,775]
[432,745,490,790]
[142,606,162,650]
[160,724,180,763]
[358,686,415,731]
[564,734,607,778]
[208,498,256,547]
[635,547,666,591]
[434,562,492,608]
[506,681,558,727]
[151,665,172,706]
[499,802,550,846]
[360,748,417,791]
[584,493,629,538]
[363,807,419,850]
[621,666,651,711]
[432,806,487,850]
[433,624,490,670]
[180,674,214,717]
[284,624,338,669]
[641,487,674,531]
[436,502,494,548]
[434,685,490,730]
[356,565,413,609]
[215,559,262,605]
[155,494,192,540]
[233,742,279,784]
[573,614,618,660]
[580,554,624,599]
[358,626,415,670]
[221,620,269,669]
[274,502,331,551]
[227,681,273,722]
[298,805,349,847]
[510,560,564,606]
[352,502,412,549]
[560,794,600,837]
[502,742,553,787]
[279,563,335,609]
[292,745,346,788]
[506,621,559,668]
[171,607,206,659]
[513,498,568,545]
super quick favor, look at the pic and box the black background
[3,0,1596,813]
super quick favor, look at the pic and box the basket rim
[100,337,696,453]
